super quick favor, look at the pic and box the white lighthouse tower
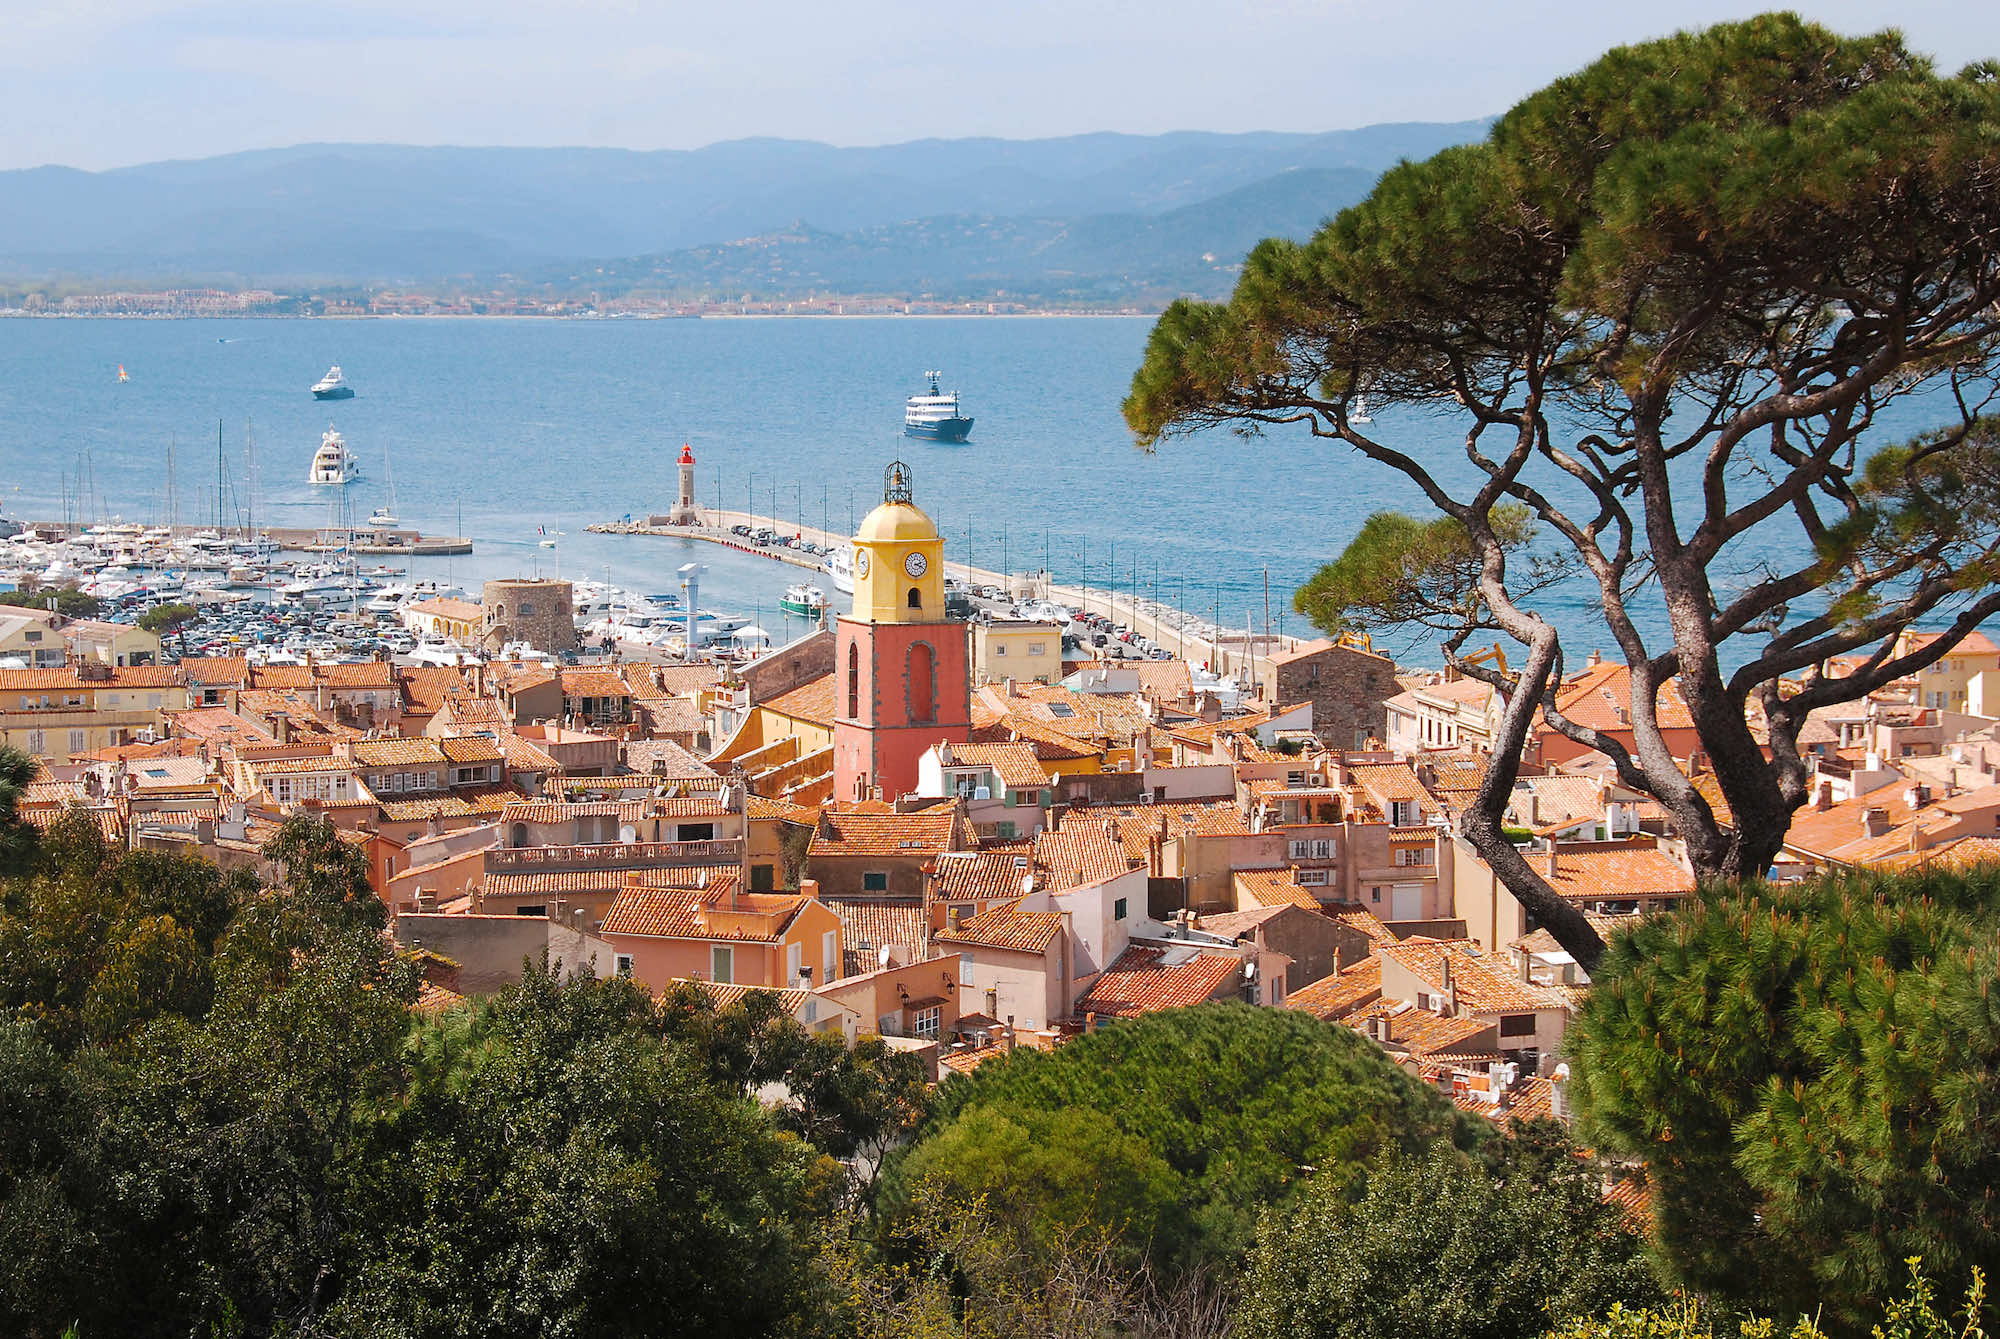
[669,443,699,525]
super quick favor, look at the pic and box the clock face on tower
[856,549,871,577]
[904,551,929,578]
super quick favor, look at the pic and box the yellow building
[972,618,1064,686]
[1896,630,2000,714]
[0,609,66,668]
[402,597,483,642]
[0,664,189,758]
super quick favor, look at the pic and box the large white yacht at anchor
[308,426,361,484]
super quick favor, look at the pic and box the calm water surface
[0,316,1955,662]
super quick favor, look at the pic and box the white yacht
[825,545,854,596]
[308,427,361,484]
[904,370,974,442]
[312,365,355,399]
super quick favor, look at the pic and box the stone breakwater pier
[588,509,1301,681]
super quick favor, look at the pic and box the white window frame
[910,1005,941,1040]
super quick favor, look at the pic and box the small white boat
[309,427,360,484]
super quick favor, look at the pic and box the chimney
[1861,806,1890,839]
[1003,1013,1016,1052]
[1441,948,1458,1015]
[797,964,813,990]
[948,906,965,931]
[1543,842,1560,878]
[1814,781,1833,812]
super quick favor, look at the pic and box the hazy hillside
[0,121,1489,299]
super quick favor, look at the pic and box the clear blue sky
[6,1,1994,171]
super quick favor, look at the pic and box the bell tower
[833,462,971,802]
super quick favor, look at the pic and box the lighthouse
[668,443,699,525]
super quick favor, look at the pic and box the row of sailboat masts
[162,418,264,537]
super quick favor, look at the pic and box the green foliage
[882,1003,1487,1275]
[1548,1258,1988,1339]
[137,601,199,636]
[0,815,867,1338]
[0,583,100,619]
[1238,1134,1659,1339]
[0,745,40,876]
[1293,506,1548,637]
[332,963,840,1337]
[1568,866,2000,1325]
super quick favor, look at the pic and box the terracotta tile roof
[407,596,483,623]
[178,656,250,685]
[1348,762,1436,806]
[397,666,474,713]
[1167,709,1271,749]
[930,849,1036,902]
[682,980,811,1014]
[485,869,630,897]
[761,673,838,728]
[438,734,505,764]
[633,696,705,737]
[623,738,718,780]
[1321,902,1392,943]
[1514,773,1610,833]
[1055,801,1251,866]
[1030,827,1137,890]
[1074,944,1242,1018]
[0,665,181,690]
[1539,842,1695,901]
[350,737,452,768]
[1602,1172,1652,1232]
[1377,939,1560,1014]
[317,661,395,688]
[934,903,1065,955]
[245,754,351,776]
[1871,833,2000,872]
[1351,1001,1499,1058]
[600,886,808,941]
[1231,867,1323,911]
[1551,661,1694,732]
[167,706,278,747]
[830,898,931,974]
[500,734,560,772]
[1284,958,1383,1021]
[561,669,633,699]
[944,742,1050,790]
[809,805,971,859]
[375,786,515,821]
[439,697,507,729]
[624,663,723,696]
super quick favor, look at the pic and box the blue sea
[0,315,1959,663]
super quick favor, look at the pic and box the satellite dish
[877,944,893,969]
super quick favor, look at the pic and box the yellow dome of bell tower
[851,460,944,624]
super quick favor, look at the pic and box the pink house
[601,876,844,994]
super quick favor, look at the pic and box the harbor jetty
[589,509,1299,680]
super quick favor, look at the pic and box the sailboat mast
[244,418,256,539]
[216,419,225,532]
[165,436,177,535]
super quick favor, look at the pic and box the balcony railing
[485,838,743,871]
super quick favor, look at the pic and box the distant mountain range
[0,121,1490,303]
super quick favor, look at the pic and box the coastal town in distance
[5,7,2000,1339]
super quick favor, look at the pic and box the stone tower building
[482,578,578,654]
[832,461,972,802]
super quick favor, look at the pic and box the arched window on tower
[908,642,935,723]
[908,587,923,611]
[846,642,860,719]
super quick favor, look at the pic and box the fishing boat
[904,370,974,442]
[779,582,828,619]
[312,365,355,400]
[117,364,129,384]
[308,427,360,484]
